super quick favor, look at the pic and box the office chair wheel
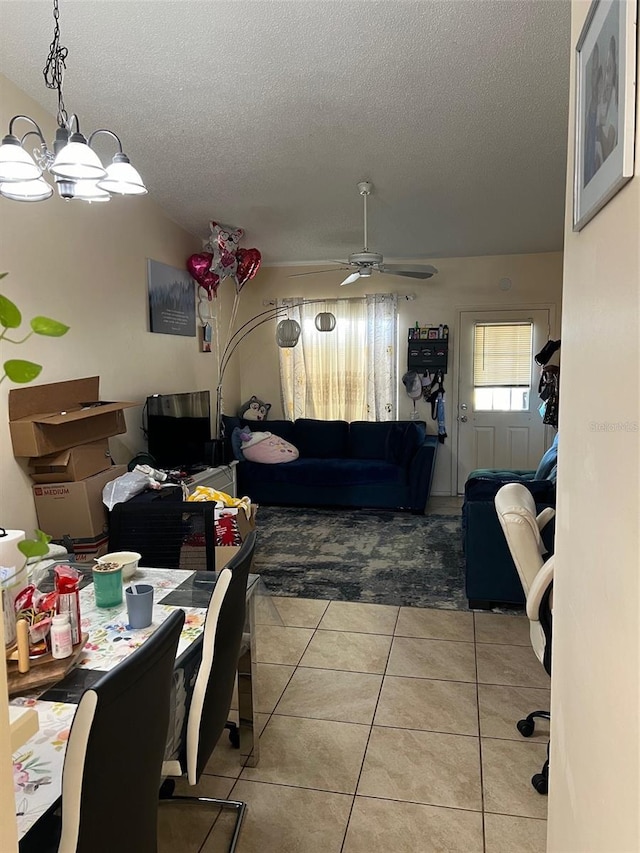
[531,772,548,795]
[517,718,535,737]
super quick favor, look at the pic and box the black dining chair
[20,609,185,853]
[108,500,217,571]
[160,530,257,853]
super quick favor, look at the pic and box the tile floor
[158,596,550,853]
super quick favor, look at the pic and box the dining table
[10,560,264,844]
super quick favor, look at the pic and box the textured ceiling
[0,1,571,264]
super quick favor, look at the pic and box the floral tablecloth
[11,698,77,840]
[76,570,206,671]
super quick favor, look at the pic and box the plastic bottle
[438,324,444,338]
[443,324,449,339]
[50,612,73,659]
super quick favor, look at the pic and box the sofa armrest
[464,475,556,504]
[407,435,439,511]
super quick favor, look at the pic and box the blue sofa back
[294,419,350,458]
[222,415,427,467]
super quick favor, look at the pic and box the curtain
[279,294,397,422]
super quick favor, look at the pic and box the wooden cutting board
[6,633,88,696]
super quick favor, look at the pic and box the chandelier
[0,0,147,203]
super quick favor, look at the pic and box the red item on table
[55,565,82,645]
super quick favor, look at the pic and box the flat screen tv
[145,391,211,470]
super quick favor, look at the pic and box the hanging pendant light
[0,0,147,204]
[276,319,302,347]
[315,312,336,332]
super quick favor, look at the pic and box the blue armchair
[462,434,558,608]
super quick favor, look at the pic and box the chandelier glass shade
[0,177,54,202]
[0,0,147,205]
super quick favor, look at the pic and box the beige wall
[234,252,563,494]
[0,75,238,532]
[547,2,640,851]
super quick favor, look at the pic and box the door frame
[450,302,558,495]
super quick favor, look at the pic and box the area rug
[252,506,467,610]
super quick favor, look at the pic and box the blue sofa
[221,416,438,512]
[462,434,558,608]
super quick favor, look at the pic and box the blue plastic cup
[125,584,154,629]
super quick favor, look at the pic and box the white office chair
[495,482,555,794]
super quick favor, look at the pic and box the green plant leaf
[0,294,22,329]
[18,529,52,560]
[4,359,42,383]
[0,272,8,280]
[31,317,70,337]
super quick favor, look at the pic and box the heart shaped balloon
[235,247,262,291]
[187,252,220,297]
[187,252,214,284]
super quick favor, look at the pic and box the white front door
[456,309,551,492]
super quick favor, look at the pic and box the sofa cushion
[241,457,405,488]
[349,421,392,459]
[293,419,349,459]
[385,421,426,468]
[257,419,296,444]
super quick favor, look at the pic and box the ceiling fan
[290,181,438,286]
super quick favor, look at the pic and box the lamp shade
[315,312,336,332]
[0,135,42,182]
[276,318,301,347]
[50,139,107,180]
[72,179,111,202]
[0,177,53,202]
[97,155,147,195]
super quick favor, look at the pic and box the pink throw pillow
[241,432,299,464]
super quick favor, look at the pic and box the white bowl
[96,551,141,581]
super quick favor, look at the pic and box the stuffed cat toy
[237,396,271,421]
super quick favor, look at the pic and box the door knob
[460,403,468,411]
[460,415,468,423]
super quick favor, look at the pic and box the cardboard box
[9,376,139,457]
[215,504,257,571]
[29,439,112,483]
[177,504,257,572]
[33,465,127,540]
[60,533,110,564]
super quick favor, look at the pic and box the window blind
[473,323,532,387]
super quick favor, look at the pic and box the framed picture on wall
[147,259,196,336]
[573,0,638,231]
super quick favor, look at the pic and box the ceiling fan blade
[340,271,361,286]
[377,264,438,280]
[287,268,347,278]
